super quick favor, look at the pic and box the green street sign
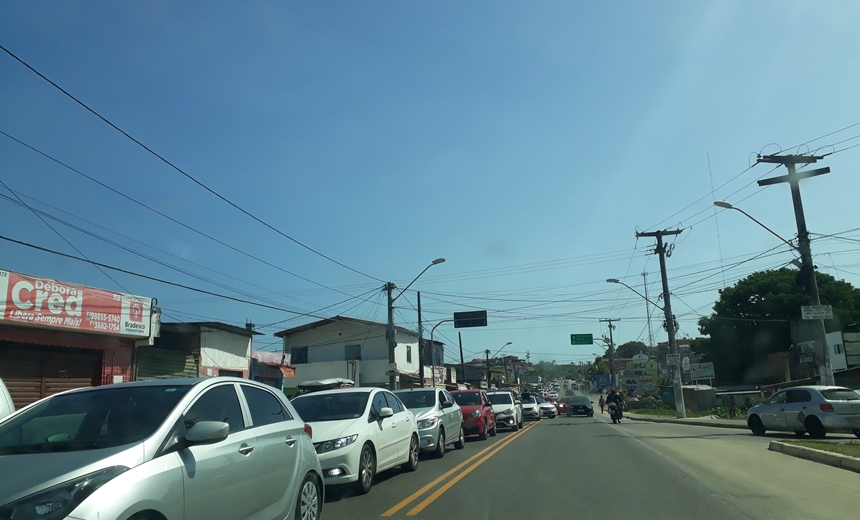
[570,334,593,345]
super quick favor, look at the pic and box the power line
[0,44,382,283]
[0,130,369,300]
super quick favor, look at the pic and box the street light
[486,342,513,389]
[713,201,800,252]
[606,279,664,311]
[386,258,446,390]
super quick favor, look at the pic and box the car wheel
[453,425,465,449]
[478,424,488,440]
[793,431,806,438]
[511,421,519,432]
[805,416,827,439]
[853,430,860,439]
[402,434,420,472]
[433,429,445,459]
[518,419,524,428]
[488,424,497,437]
[295,473,321,520]
[355,444,376,495]
[748,415,765,436]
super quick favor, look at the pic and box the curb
[768,441,860,474]
[624,414,748,430]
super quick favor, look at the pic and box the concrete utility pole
[386,282,397,390]
[417,291,425,387]
[458,332,465,387]
[600,318,620,387]
[757,154,834,385]
[636,229,686,418]
[643,272,655,349]
[485,349,491,389]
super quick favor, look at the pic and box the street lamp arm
[491,341,513,359]
[714,202,799,252]
[607,279,664,311]
[392,258,446,303]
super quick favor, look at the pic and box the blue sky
[2,1,859,367]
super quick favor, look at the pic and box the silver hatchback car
[394,388,465,458]
[746,385,860,439]
[0,377,323,520]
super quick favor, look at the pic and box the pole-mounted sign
[453,310,487,329]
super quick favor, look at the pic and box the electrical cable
[0,44,382,283]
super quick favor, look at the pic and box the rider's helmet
[609,388,617,395]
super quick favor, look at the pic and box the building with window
[274,316,444,389]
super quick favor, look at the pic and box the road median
[768,440,860,474]
[623,412,748,430]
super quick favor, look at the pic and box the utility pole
[643,272,655,349]
[636,229,686,418]
[484,349,491,389]
[458,332,465,388]
[386,282,398,390]
[757,154,834,385]
[600,318,620,387]
[417,291,425,388]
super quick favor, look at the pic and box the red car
[451,389,497,440]
[555,398,568,415]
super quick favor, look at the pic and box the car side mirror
[379,407,394,419]
[185,421,229,446]
[441,401,454,409]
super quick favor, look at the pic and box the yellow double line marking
[382,421,538,517]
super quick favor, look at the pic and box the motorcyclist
[606,389,623,418]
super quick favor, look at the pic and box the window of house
[291,346,308,364]
[406,345,412,363]
[345,344,361,360]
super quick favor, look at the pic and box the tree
[697,268,860,384]
[616,340,653,358]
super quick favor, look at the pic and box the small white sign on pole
[666,353,680,365]
[801,305,833,320]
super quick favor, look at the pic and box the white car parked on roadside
[746,386,860,439]
[291,387,420,495]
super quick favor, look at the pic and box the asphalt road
[321,406,860,519]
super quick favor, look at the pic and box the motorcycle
[607,401,623,423]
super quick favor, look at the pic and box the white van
[0,378,13,420]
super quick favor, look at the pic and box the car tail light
[304,424,313,439]
[819,403,834,412]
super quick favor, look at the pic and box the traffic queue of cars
[0,377,581,520]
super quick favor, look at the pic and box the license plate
[847,417,860,423]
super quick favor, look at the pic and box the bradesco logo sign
[0,270,151,337]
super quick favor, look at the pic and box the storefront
[0,269,155,410]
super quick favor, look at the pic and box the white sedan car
[291,387,419,494]
[747,386,860,438]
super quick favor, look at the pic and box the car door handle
[285,437,297,447]
[238,445,255,455]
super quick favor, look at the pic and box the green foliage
[616,340,655,359]
[697,268,860,384]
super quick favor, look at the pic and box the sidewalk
[623,411,748,430]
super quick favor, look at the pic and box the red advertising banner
[0,269,151,337]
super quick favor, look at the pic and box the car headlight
[467,410,481,419]
[314,434,359,454]
[0,466,128,520]
[417,417,439,430]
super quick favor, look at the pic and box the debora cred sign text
[0,269,151,337]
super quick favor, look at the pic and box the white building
[274,316,444,389]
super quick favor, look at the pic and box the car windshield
[521,397,536,405]
[452,393,481,406]
[570,397,590,404]
[820,389,860,401]
[0,385,190,455]
[536,397,547,404]
[395,391,436,409]
[291,392,370,422]
[488,393,513,405]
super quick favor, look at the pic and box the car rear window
[570,396,590,404]
[452,392,481,406]
[820,389,860,401]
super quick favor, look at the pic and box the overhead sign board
[689,362,715,380]
[454,310,488,329]
[666,353,680,365]
[801,305,833,320]
[0,269,152,337]
[570,334,593,345]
